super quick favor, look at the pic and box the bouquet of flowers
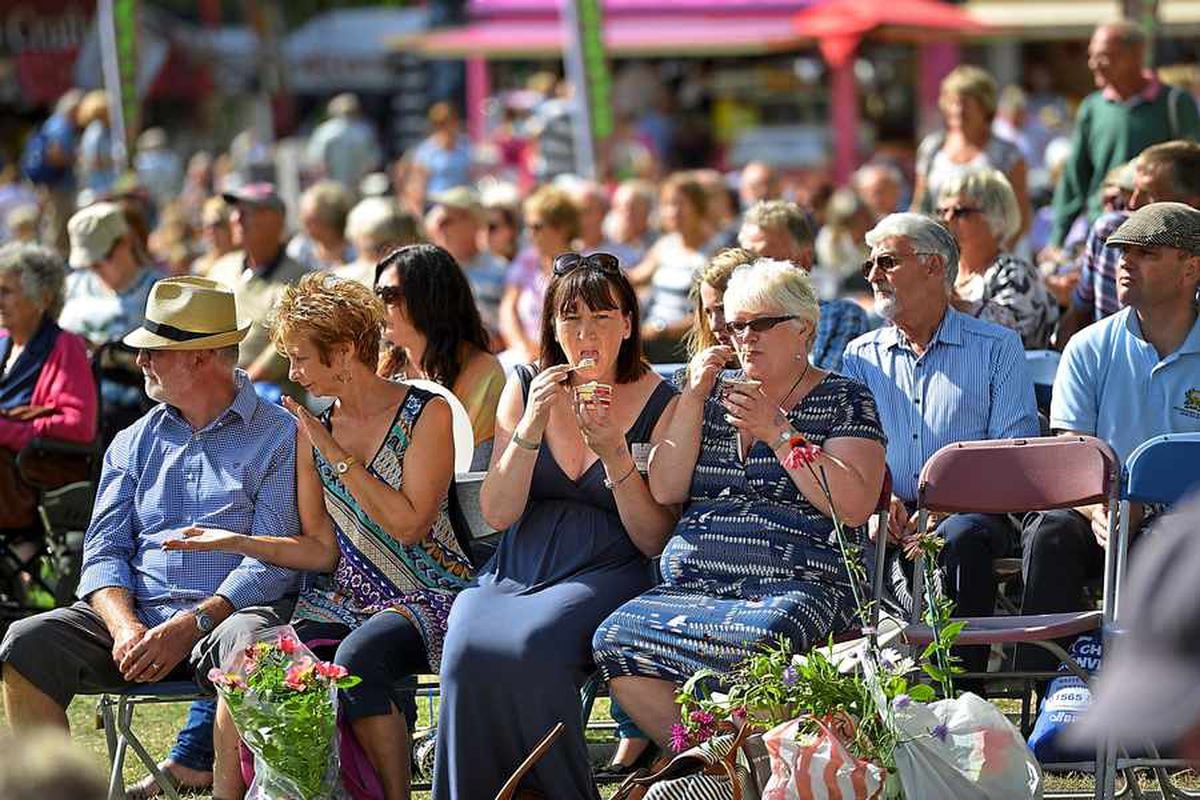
[209,625,361,800]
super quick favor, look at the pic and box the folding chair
[1025,349,1061,415]
[1095,432,1200,800]
[901,435,1119,800]
[96,681,208,800]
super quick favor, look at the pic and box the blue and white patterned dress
[593,373,886,683]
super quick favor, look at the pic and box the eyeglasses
[937,206,983,222]
[552,252,622,277]
[860,251,937,280]
[374,285,403,305]
[723,315,797,337]
[527,221,546,233]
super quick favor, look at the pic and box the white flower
[791,654,808,668]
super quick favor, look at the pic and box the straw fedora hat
[123,277,251,351]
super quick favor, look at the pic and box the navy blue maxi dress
[593,373,886,684]
[433,369,676,800]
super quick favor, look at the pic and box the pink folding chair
[900,435,1119,800]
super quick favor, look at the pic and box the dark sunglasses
[937,206,983,221]
[723,315,797,337]
[859,251,936,280]
[552,252,622,277]
[374,285,403,305]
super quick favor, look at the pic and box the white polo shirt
[1052,307,1200,463]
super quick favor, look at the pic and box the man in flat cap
[0,278,298,779]
[1020,202,1200,670]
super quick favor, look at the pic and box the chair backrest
[918,436,1118,514]
[405,378,475,473]
[1123,433,1200,505]
[1024,349,1061,387]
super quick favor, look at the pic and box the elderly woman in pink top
[0,242,97,530]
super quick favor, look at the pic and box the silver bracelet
[603,464,638,490]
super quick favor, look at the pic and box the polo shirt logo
[1182,388,1200,417]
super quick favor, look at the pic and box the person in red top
[0,242,97,531]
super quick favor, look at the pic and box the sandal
[125,766,211,800]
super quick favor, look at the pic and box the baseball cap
[431,186,482,215]
[1066,492,1200,749]
[67,202,128,269]
[221,182,285,214]
[1106,201,1200,256]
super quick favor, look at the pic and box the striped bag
[611,725,762,800]
[761,716,886,800]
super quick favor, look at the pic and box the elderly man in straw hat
[0,277,299,742]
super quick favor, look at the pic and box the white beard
[873,293,898,320]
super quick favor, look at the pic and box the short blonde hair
[523,185,580,241]
[723,258,821,343]
[272,272,385,368]
[937,166,1021,245]
[685,247,757,357]
[940,65,999,120]
[301,180,354,233]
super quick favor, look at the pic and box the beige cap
[67,202,128,269]
[123,277,251,351]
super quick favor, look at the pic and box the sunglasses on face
[937,206,983,222]
[374,285,403,305]
[552,252,622,277]
[859,251,937,280]
[527,221,547,233]
[723,315,797,337]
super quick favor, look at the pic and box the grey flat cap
[1106,201,1200,256]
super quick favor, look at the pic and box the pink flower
[208,667,225,684]
[782,439,822,471]
[207,668,246,690]
[689,710,717,742]
[670,723,691,753]
[277,633,299,655]
[731,707,748,723]
[284,656,315,691]
[315,661,348,680]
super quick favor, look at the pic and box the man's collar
[243,246,286,280]
[164,370,257,431]
[1123,307,1200,356]
[1102,72,1162,104]
[886,307,961,351]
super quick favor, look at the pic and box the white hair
[346,198,413,244]
[723,257,821,332]
[937,166,1021,245]
[865,213,960,288]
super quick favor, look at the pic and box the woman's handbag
[611,723,763,800]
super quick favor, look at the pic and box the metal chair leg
[116,696,182,800]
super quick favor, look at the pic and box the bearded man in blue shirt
[0,277,299,734]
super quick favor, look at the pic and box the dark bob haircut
[537,252,648,384]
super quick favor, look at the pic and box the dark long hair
[537,254,648,384]
[374,244,491,388]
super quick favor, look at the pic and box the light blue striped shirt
[841,308,1039,501]
[76,371,299,627]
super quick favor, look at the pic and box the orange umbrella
[793,0,987,67]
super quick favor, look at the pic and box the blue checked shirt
[76,371,300,627]
[814,298,872,373]
[841,308,1039,502]
[1071,210,1127,324]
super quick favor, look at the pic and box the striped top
[841,308,1039,501]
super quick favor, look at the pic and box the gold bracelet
[603,464,638,490]
[510,431,541,451]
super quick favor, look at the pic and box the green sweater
[1051,86,1200,246]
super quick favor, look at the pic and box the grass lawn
[5,692,1193,799]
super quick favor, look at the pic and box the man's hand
[1090,502,1144,550]
[111,620,148,668]
[119,614,199,683]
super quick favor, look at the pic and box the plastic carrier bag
[761,715,887,800]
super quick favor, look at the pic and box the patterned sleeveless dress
[594,373,886,683]
[292,385,473,671]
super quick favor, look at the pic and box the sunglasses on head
[374,285,403,305]
[552,252,622,277]
[723,315,797,337]
[859,251,937,280]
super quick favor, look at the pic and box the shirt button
[912,434,918,440]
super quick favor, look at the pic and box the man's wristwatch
[189,608,216,636]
